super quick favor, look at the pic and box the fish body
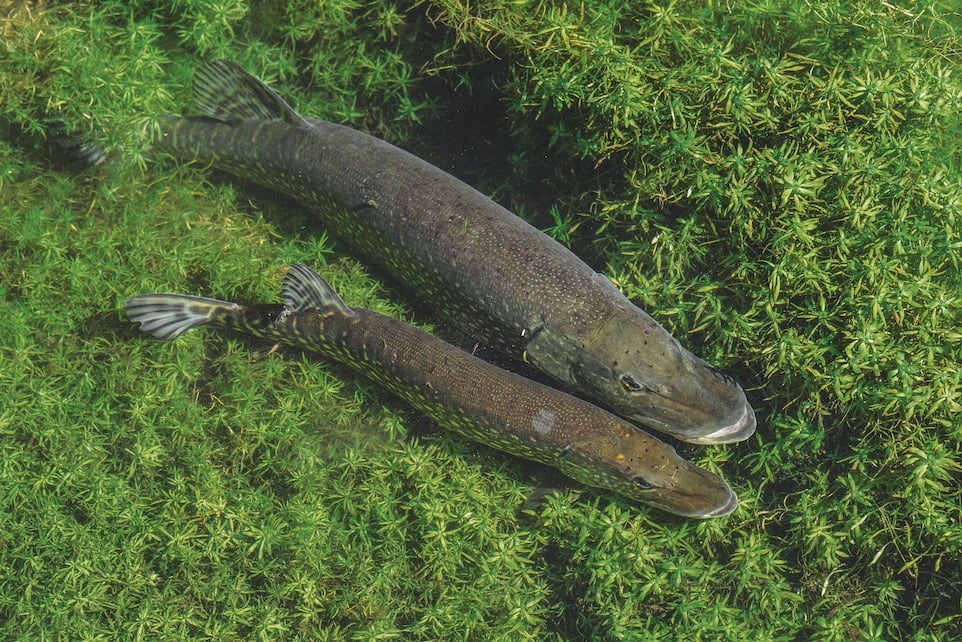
[155,60,755,445]
[125,264,737,518]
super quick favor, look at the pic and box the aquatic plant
[1,0,960,638]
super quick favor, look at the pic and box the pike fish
[125,264,737,518]
[155,60,755,445]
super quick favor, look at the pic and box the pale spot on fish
[532,408,555,435]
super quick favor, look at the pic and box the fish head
[557,423,738,518]
[569,303,756,445]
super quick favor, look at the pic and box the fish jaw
[680,400,756,446]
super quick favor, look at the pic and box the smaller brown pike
[125,264,737,518]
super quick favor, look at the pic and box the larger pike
[125,263,737,517]
[155,60,755,445]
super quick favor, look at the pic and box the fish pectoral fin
[191,60,310,128]
[520,321,546,364]
[521,321,579,386]
[520,486,581,514]
[252,341,284,359]
[282,263,355,316]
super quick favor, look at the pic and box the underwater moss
[1,0,960,639]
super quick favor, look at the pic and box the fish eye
[620,374,644,392]
[632,475,653,490]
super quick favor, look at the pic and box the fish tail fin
[124,294,239,340]
[190,60,309,127]
[282,263,355,317]
[44,119,112,168]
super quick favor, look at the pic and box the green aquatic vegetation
[1,2,171,170]
[2,0,962,639]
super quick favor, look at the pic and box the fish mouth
[658,475,739,519]
[683,401,757,445]
[696,486,739,518]
[653,460,740,518]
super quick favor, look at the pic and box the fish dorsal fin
[282,263,354,316]
[191,60,310,127]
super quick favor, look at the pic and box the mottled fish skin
[124,264,737,518]
[154,60,756,445]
